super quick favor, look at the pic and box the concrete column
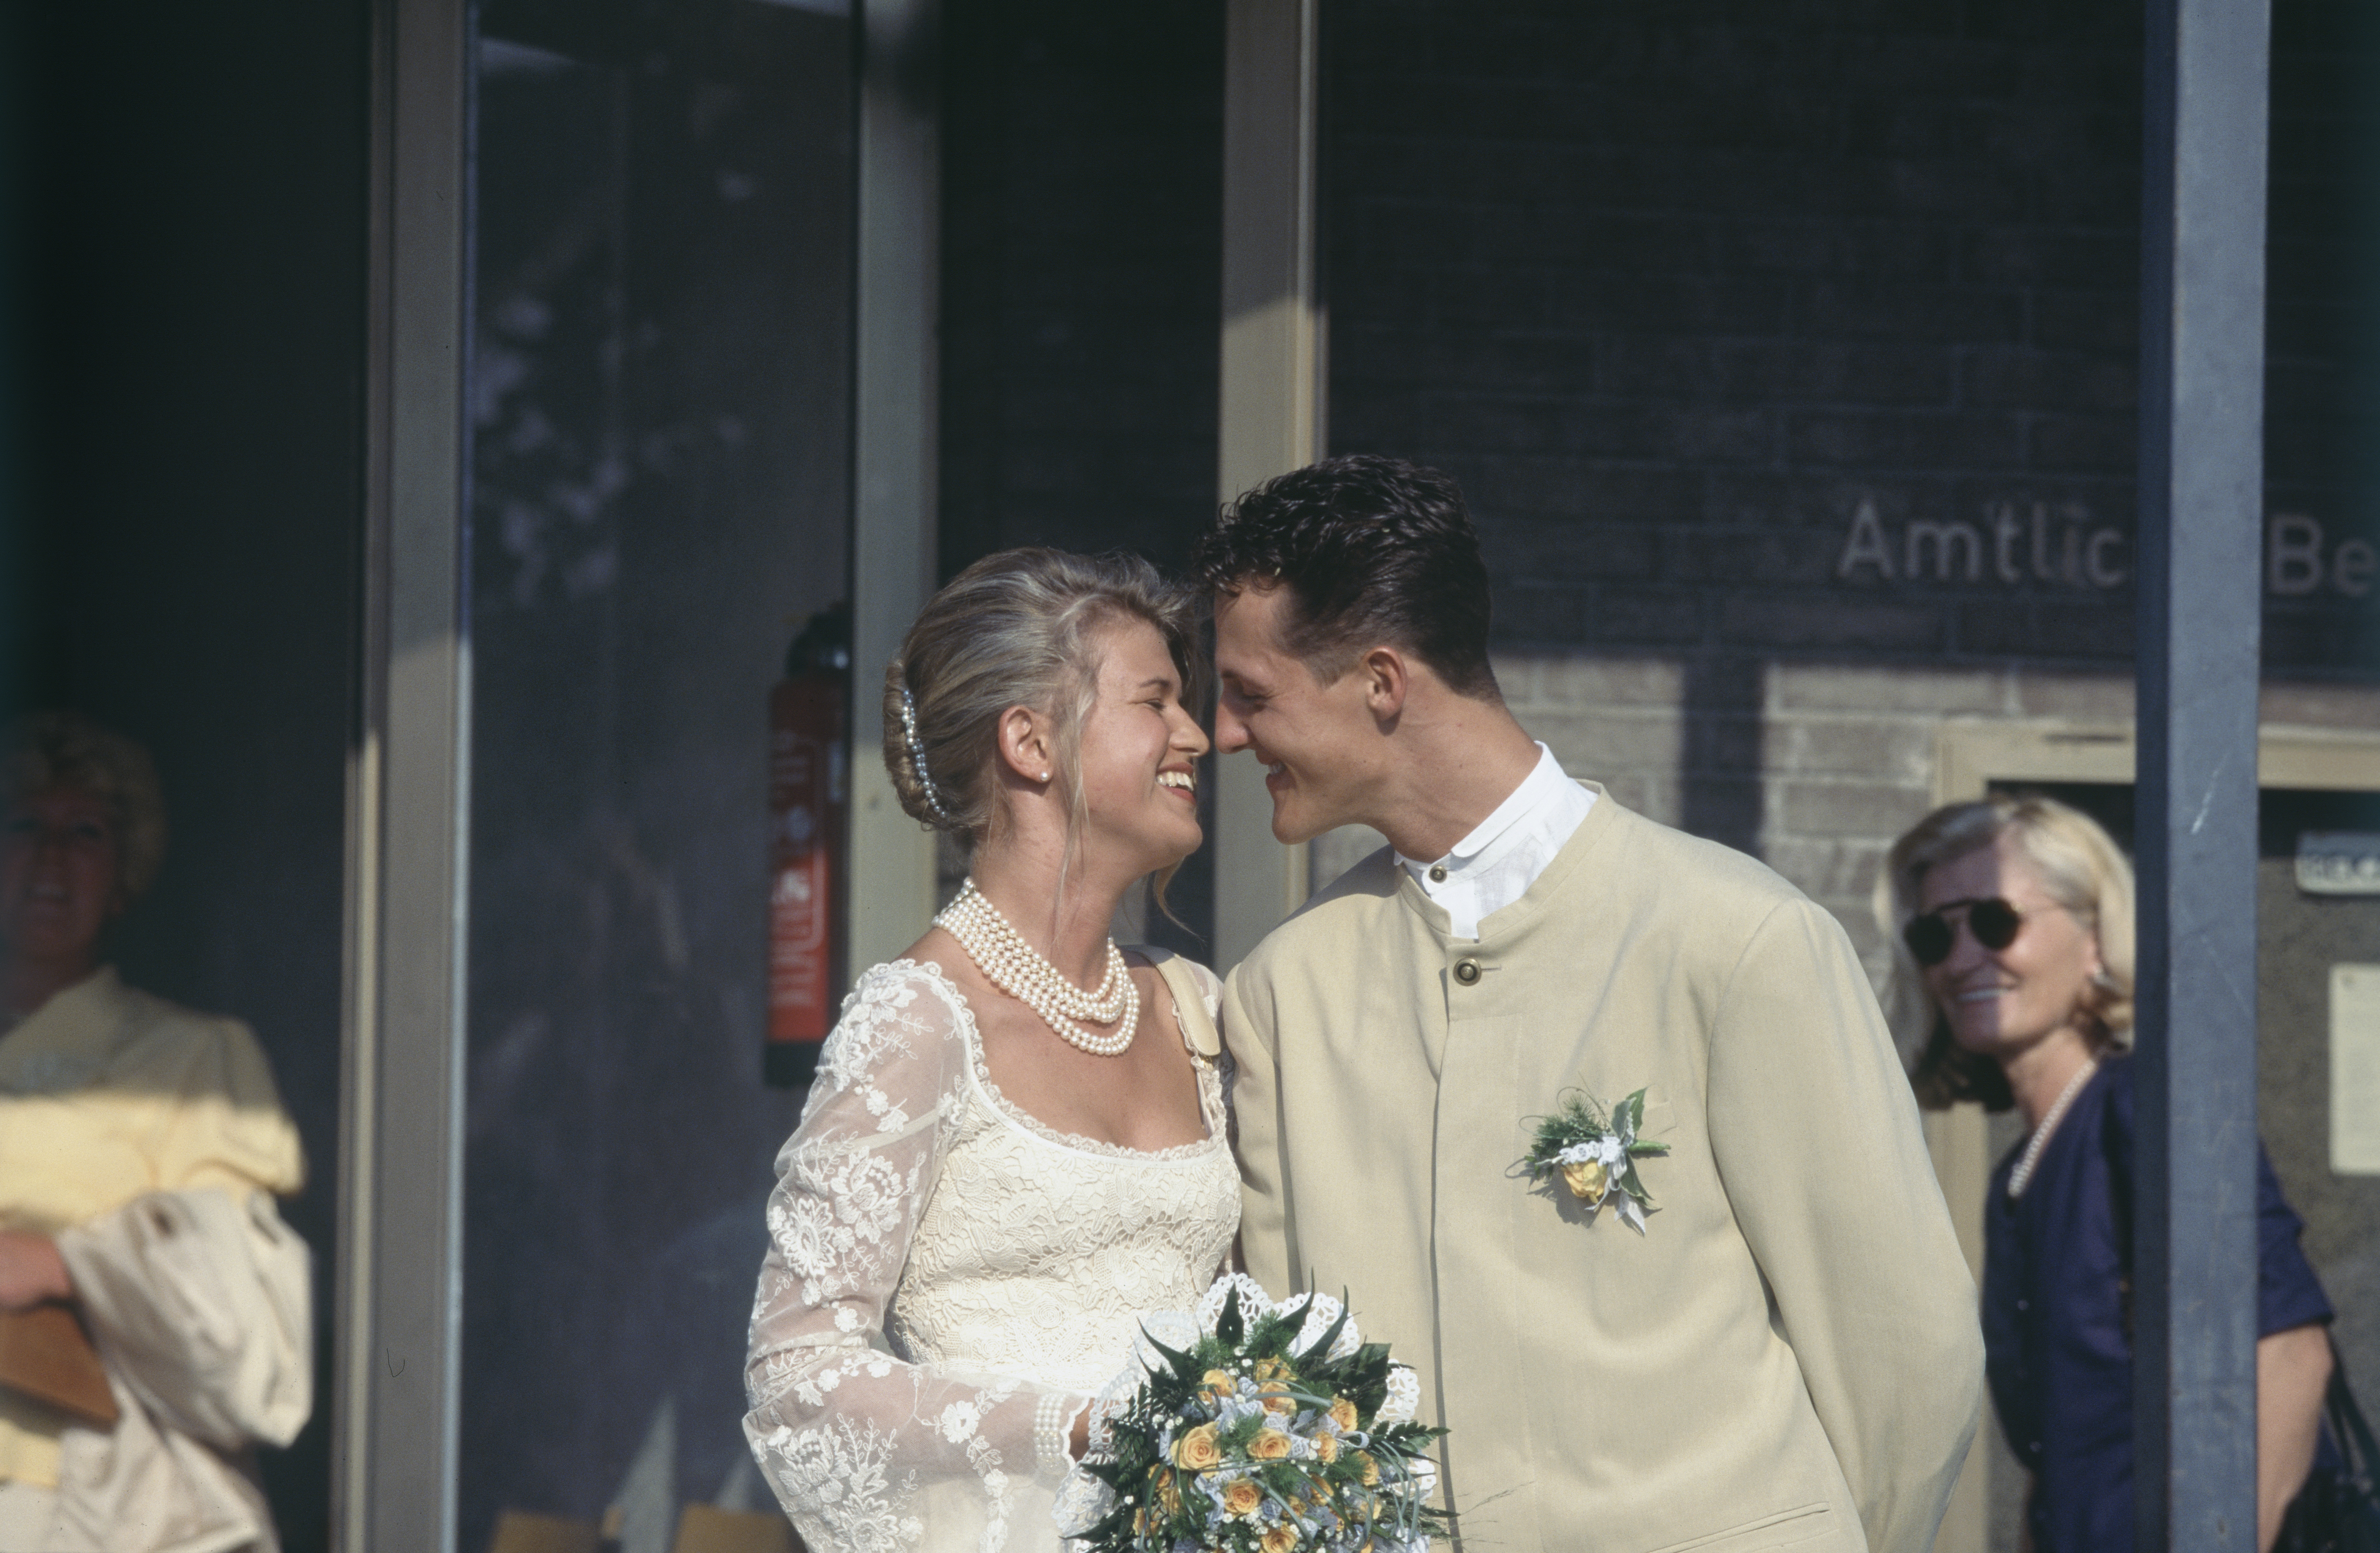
[341,0,471,1545]
[2133,0,2271,1544]
[846,0,942,981]
[1213,0,1321,971]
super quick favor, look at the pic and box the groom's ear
[1359,645,1410,723]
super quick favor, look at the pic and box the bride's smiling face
[1073,618,1208,874]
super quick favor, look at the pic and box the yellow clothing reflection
[0,968,302,1499]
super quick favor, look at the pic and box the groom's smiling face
[1212,582,1385,844]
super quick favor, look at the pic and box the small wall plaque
[2334,964,2380,1176]
[2298,832,2380,895]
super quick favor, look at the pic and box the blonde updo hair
[1876,793,2135,1111]
[3,711,169,905]
[884,547,1202,855]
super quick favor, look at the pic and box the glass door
[461,6,854,1547]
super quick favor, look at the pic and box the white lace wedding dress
[743,957,1241,1553]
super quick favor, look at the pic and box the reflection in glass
[462,5,853,1547]
[0,714,311,1552]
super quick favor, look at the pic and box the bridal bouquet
[1054,1274,1446,1553]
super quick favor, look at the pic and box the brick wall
[937,0,2379,958]
[939,0,1225,942]
[1325,0,2377,689]
[1303,0,2380,980]
[940,0,1223,577]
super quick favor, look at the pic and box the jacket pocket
[1641,1501,1836,1553]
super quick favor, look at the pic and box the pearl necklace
[2007,1056,2100,1198]
[934,879,1139,1057]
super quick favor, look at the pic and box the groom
[1193,456,1982,1553]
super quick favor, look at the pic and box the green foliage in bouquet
[1076,1286,1447,1553]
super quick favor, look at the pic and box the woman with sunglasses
[1880,795,2334,1553]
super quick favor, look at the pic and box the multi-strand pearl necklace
[935,878,1139,1057]
[2007,1056,2100,1198]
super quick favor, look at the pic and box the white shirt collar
[1395,745,1596,938]
[1398,744,1576,874]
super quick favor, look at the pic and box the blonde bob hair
[1876,793,2135,1111]
[3,711,169,906]
[883,547,1203,868]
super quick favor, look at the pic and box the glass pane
[461,5,853,1546]
[5,8,365,1550]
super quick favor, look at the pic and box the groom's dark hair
[1191,454,1499,699]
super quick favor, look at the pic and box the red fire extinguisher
[766,604,850,1087]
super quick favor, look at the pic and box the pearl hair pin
[898,682,953,824]
[935,878,1139,1057]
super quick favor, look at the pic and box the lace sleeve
[742,963,1085,1553]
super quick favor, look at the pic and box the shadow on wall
[1681,656,1764,859]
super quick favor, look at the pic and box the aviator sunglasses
[1902,896,2024,967]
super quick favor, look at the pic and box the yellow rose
[1313,1431,1340,1463]
[1258,1380,1298,1414]
[1249,1428,1294,1461]
[1561,1158,1609,1200]
[1173,1423,1223,1471]
[1222,1479,1264,1518]
[1253,1356,1291,1382]
[1261,1526,1300,1553]
[1350,1450,1380,1487]
[1160,1474,1182,1513]
[1327,1397,1358,1432]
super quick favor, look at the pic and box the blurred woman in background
[0,713,309,1553]
[1881,794,2333,1553]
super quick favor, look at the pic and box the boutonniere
[1519,1088,1669,1233]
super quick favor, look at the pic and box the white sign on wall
[2333,964,2380,1176]
[2300,833,2380,896]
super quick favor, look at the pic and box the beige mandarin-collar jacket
[1223,789,1983,1553]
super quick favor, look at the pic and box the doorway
[1925,722,2380,1553]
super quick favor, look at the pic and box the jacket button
[1452,958,1482,986]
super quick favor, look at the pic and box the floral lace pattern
[745,959,1241,1553]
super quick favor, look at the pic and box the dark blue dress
[1981,1055,2335,1553]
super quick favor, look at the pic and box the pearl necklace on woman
[934,878,1139,1057]
[2007,1055,2100,1198]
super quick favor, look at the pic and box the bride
[743,549,1239,1553]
